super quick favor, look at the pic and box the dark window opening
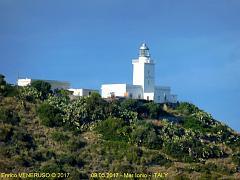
[129,93,133,98]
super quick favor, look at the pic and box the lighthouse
[101,43,177,103]
[132,43,155,100]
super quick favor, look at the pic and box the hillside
[0,74,240,180]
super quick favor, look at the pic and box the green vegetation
[0,74,7,96]
[0,74,18,97]
[37,103,63,127]
[95,117,130,141]
[18,86,41,102]
[0,73,240,179]
[31,80,51,99]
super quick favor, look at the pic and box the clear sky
[0,0,239,131]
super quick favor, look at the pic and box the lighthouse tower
[132,43,155,100]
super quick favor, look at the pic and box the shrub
[31,80,51,99]
[95,117,129,141]
[176,102,199,115]
[12,129,35,150]
[183,116,209,133]
[150,153,172,166]
[0,74,7,96]
[33,148,56,161]
[18,86,41,102]
[162,137,225,162]
[67,138,86,151]
[40,160,62,173]
[232,152,240,166]
[51,131,69,142]
[163,141,187,160]
[144,102,160,119]
[59,154,77,166]
[0,108,20,125]
[173,174,190,180]
[5,85,19,97]
[61,165,83,180]
[120,99,148,118]
[130,121,162,149]
[85,92,108,121]
[14,154,31,167]
[0,74,6,85]
[99,141,142,165]
[120,99,140,112]
[37,103,63,127]
[199,162,234,175]
[0,124,13,142]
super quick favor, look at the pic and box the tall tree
[31,80,51,99]
[0,74,7,96]
[0,74,6,86]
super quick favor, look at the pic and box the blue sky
[0,0,239,131]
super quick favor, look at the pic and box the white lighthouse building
[101,43,177,103]
[132,43,155,101]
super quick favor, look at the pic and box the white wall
[126,85,143,99]
[132,57,155,93]
[144,63,155,93]
[144,92,154,101]
[101,84,144,99]
[68,88,83,96]
[154,86,178,103]
[168,94,178,103]
[132,59,144,87]
[17,78,31,86]
[69,88,99,96]
[101,84,127,98]
[154,86,171,103]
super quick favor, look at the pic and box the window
[110,92,115,98]
[129,93,133,98]
[147,96,149,100]
[164,93,167,102]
